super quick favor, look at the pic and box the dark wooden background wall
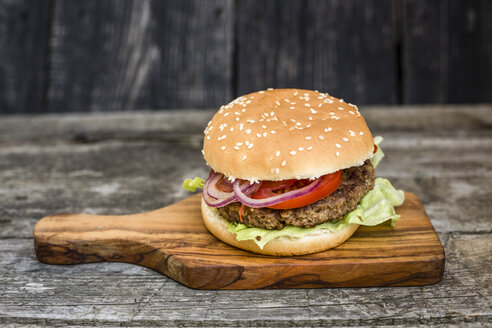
[0,0,491,114]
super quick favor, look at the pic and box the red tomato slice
[373,144,378,154]
[252,171,342,210]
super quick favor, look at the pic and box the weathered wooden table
[1,106,491,326]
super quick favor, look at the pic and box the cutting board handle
[34,212,158,266]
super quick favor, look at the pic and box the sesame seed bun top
[202,89,374,181]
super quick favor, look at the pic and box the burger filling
[217,160,375,229]
[183,136,404,249]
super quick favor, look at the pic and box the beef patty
[217,160,375,229]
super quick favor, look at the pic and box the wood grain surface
[1,106,490,326]
[402,0,492,103]
[237,0,397,104]
[2,1,492,113]
[34,192,444,289]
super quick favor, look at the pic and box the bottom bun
[201,197,359,256]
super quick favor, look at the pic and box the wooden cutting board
[34,192,444,289]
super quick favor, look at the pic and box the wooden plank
[0,0,51,114]
[1,105,491,143]
[47,0,233,112]
[236,0,397,104]
[1,233,490,325]
[401,0,492,103]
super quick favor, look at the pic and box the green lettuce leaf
[226,177,404,249]
[182,177,205,192]
[371,135,385,168]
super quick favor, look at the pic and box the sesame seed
[349,111,354,115]
[236,117,240,121]
[338,107,344,110]
[275,168,279,174]
[290,151,297,155]
[259,90,264,94]
[245,141,250,146]
[324,127,332,132]
[318,103,322,107]
[270,130,276,134]
[271,111,274,116]
[234,146,240,150]
[343,137,348,141]
[349,130,355,136]
[224,112,229,116]
[298,147,304,151]
[267,88,273,90]
[235,111,240,115]
[296,122,301,126]
[248,143,254,149]
[257,133,262,138]
[339,99,344,102]
[360,132,364,135]
[307,146,313,150]
[336,144,341,148]
[336,152,340,157]
[305,136,312,140]
[293,91,298,96]
[275,101,280,106]
[330,112,335,115]
[310,108,317,114]
[206,135,210,140]
[230,127,234,132]
[221,146,226,150]
[246,129,251,134]
[285,99,290,103]
[262,125,267,129]
[319,136,324,140]
[236,142,243,146]
[290,106,295,109]
[242,109,246,112]
[201,150,205,155]
[281,160,286,167]
[263,132,267,137]
[306,124,312,128]
[305,103,311,107]
[276,150,280,157]
[241,155,247,160]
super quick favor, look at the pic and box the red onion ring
[206,173,234,199]
[203,173,260,207]
[233,178,322,208]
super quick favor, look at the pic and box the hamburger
[184,89,404,256]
